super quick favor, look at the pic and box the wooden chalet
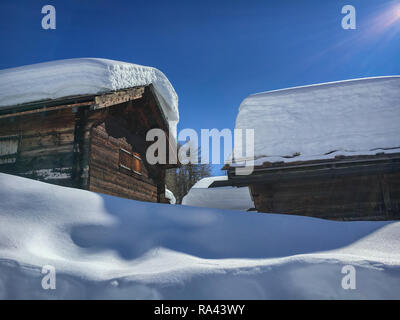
[213,77,400,220]
[216,153,400,220]
[0,84,177,203]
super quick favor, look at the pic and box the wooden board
[94,87,145,109]
[88,119,161,202]
[0,107,77,187]
[251,172,400,220]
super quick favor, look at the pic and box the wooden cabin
[217,153,400,220]
[0,85,176,203]
[213,77,400,220]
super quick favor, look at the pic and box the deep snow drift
[0,173,400,299]
[233,76,400,166]
[182,176,254,211]
[0,58,179,137]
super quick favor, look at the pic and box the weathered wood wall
[86,89,168,203]
[250,172,400,220]
[88,118,160,202]
[0,108,79,187]
[0,86,170,203]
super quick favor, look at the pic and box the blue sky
[0,0,399,173]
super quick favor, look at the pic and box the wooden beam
[213,160,400,187]
[224,152,400,172]
[94,87,145,109]
[0,86,145,119]
[0,101,92,120]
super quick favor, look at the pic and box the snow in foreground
[0,58,179,137]
[233,76,400,166]
[0,173,399,299]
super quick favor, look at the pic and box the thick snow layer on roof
[233,76,400,166]
[1,173,400,299]
[0,58,179,137]
[182,176,254,211]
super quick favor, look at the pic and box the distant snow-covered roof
[233,76,400,165]
[0,58,179,136]
[191,176,229,189]
[165,187,176,205]
[182,176,254,211]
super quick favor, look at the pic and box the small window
[0,135,19,165]
[119,148,142,175]
[132,153,142,174]
[119,149,132,171]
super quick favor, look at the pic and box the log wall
[250,172,400,220]
[88,118,160,202]
[0,108,78,187]
[0,86,169,203]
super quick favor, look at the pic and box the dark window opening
[0,135,19,165]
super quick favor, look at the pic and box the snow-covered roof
[182,176,254,211]
[232,76,400,166]
[0,58,179,137]
[191,176,229,188]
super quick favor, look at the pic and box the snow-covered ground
[0,173,399,299]
[232,76,400,166]
[0,58,179,137]
[182,176,254,211]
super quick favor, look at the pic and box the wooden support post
[71,107,89,189]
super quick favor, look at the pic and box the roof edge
[247,75,400,99]
[0,85,149,116]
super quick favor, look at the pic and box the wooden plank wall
[0,108,78,187]
[251,172,400,220]
[88,118,160,202]
[0,87,170,203]
[85,89,170,203]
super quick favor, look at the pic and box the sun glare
[369,2,400,36]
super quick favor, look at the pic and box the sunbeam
[370,2,400,34]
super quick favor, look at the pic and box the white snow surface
[0,58,179,137]
[0,173,400,299]
[190,176,229,189]
[182,176,254,211]
[165,188,176,205]
[233,76,400,166]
